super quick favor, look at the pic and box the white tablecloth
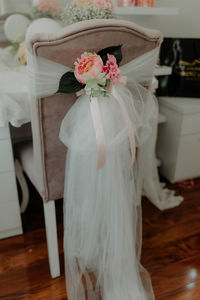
[0,46,30,127]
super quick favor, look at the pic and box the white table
[0,124,23,238]
[0,47,30,238]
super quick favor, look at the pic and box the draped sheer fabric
[27,48,160,300]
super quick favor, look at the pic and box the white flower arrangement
[62,0,115,25]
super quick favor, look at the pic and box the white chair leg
[15,159,30,213]
[43,201,60,278]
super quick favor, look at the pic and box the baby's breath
[62,3,114,25]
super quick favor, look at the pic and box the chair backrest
[27,19,163,202]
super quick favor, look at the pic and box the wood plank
[160,280,200,300]
[151,255,200,299]
[0,178,200,299]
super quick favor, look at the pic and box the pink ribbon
[89,76,136,170]
[90,97,106,170]
[117,75,128,86]
[76,89,85,97]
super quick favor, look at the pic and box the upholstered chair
[16,19,162,278]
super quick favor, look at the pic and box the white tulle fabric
[27,47,181,300]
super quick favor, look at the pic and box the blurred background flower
[32,0,62,20]
[17,41,27,65]
[62,0,115,25]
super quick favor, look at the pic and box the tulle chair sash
[27,47,159,169]
[27,47,159,99]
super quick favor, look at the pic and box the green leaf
[97,45,122,66]
[57,71,84,94]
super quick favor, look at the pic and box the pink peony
[95,0,114,9]
[103,54,120,84]
[35,0,61,13]
[74,53,104,84]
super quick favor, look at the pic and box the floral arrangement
[32,0,61,20]
[8,35,27,65]
[17,42,27,65]
[62,0,114,25]
[8,33,24,54]
[57,46,122,98]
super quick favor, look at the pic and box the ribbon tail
[90,97,106,170]
[111,86,136,170]
[118,75,128,86]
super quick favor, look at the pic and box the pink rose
[103,54,120,84]
[36,0,61,13]
[74,53,104,84]
[95,0,114,9]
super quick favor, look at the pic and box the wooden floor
[0,178,200,299]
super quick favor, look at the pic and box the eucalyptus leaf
[57,72,84,94]
[97,45,122,65]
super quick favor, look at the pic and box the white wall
[0,0,31,15]
[121,0,200,38]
